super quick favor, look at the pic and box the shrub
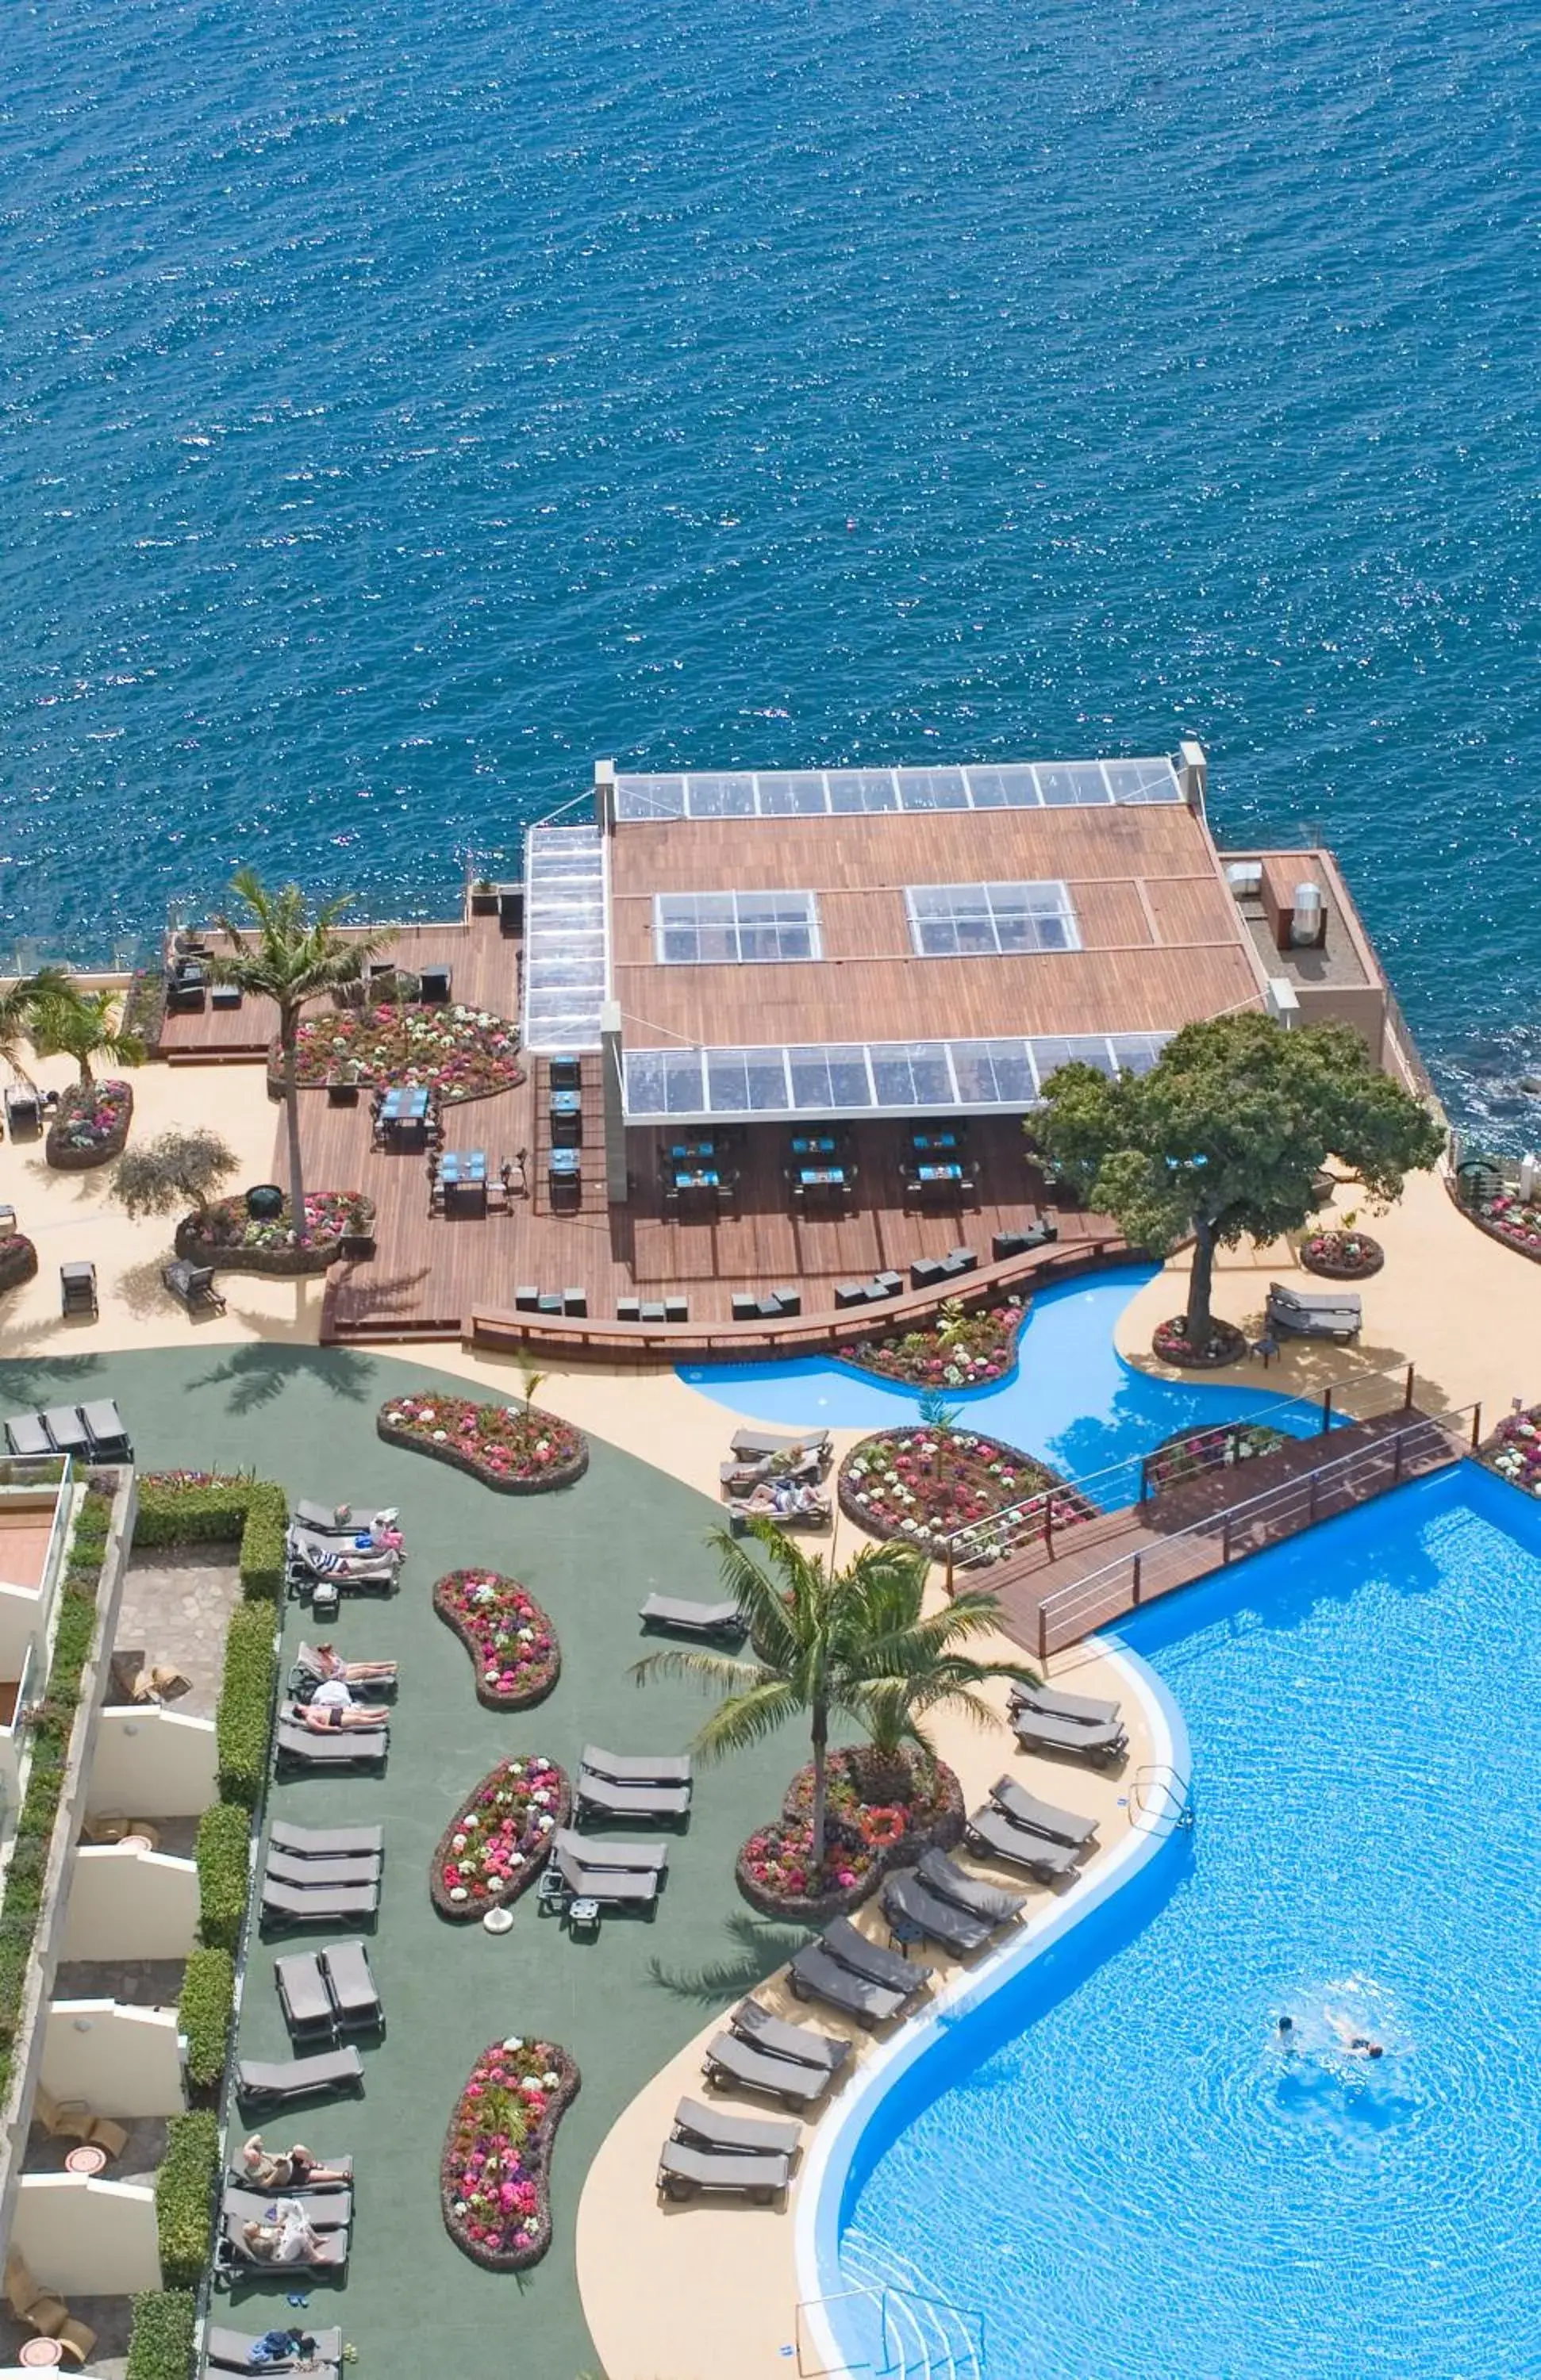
[178,1947,236,2092]
[156,2113,220,2290]
[215,1603,278,1809]
[195,1802,252,1953]
[126,2290,197,2380]
[133,1479,253,1549]
[240,1481,288,1601]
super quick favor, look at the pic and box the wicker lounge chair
[79,1398,133,1460]
[1266,1280,1362,1341]
[701,2033,832,2108]
[730,1998,852,2073]
[1010,1708,1127,1765]
[293,1642,397,1698]
[275,1951,336,2038]
[40,1405,93,1456]
[574,1771,690,1822]
[821,1914,934,1995]
[162,1258,226,1314]
[658,2139,790,2202]
[4,2252,96,2367]
[964,1805,1085,1879]
[638,1593,745,1639]
[33,2083,129,2159]
[3,1412,51,1458]
[728,1426,832,1463]
[1010,1679,1122,1729]
[321,1939,383,2033]
[917,1848,1027,1925]
[988,1775,1100,1847]
[579,1745,693,1786]
[236,2047,364,2106]
[270,1819,385,1860]
[293,1499,376,1536]
[882,1871,995,1955]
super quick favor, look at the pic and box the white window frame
[903,880,1081,959]
[652,889,822,966]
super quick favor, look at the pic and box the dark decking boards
[157,918,514,1061]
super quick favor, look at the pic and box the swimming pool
[811,1462,1541,2380]
[680,1265,1331,1506]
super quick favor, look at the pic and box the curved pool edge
[794,1638,1191,2374]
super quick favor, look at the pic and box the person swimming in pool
[1326,2008,1385,2058]
[1275,2015,1297,2052]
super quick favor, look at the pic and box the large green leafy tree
[213,872,386,1246]
[632,1520,1036,1877]
[1034,1012,1444,1350]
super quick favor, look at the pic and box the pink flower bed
[430,1755,571,1920]
[838,1426,1092,1564]
[46,1079,133,1169]
[441,2036,579,2270]
[294,1002,525,1102]
[378,1390,588,1494]
[736,1748,963,1918]
[846,1299,1026,1388]
[1481,1407,1541,1499]
[1151,1315,1249,1368]
[1474,1190,1541,1262]
[1300,1227,1383,1280]
[433,1570,560,1709]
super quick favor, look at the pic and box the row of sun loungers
[276,1940,384,2040]
[275,1710,390,1775]
[3,1397,132,1462]
[575,1742,694,1824]
[1009,1679,1129,1766]
[261,1819,384,1931]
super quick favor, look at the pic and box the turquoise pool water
[680,1265,1331,1506]
[823,1464,1541,2379]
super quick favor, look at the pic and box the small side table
[120,1833,155,1854]
[19,2334,64,2366]
[567,1894,601,1938]
[886,1914,926,1958]
[64,2143,108,2176]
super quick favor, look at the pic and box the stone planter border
[432,1571,561,1710]
[837,1425,1091,1566]
[0,1236,39,1292]
[1151,1315,1249,1369]
[735,1759,965,1923]
[429,1756,572,1922]
[377,1403,589,1495]
[440,2043,580,2271]
[1299,1232,1384,1280]
[174,1219,340,1277]
[45,1082,133,1172]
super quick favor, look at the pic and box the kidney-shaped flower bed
[1479,1405,1541,1499]
[845,1298,1026,1389]
[1466,1188,1541,1265]
[1300,1227,1384,1280]
[294,1002,525,1103]
[177,1189,375,1276]
[737,1747,964,1922]
[46,1079,133,1171]
[431,1754,571,1920]
[0,1234,38,1293]
[434,1570,560,1709]
[442,2036,580,2270]
[1143,1418,1289,1496]
[379,1391,588,1494]
[840,1426,1093,1565]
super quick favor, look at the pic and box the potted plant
[469,877,499,917]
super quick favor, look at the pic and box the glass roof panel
[895,767,970,811]
[615,775,686,820]
[964,765,1041,808]
[826,770,898,814]
[755,772,829,816]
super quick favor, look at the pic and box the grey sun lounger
[223,2185,353,2230]
[270,1819,386,1860]
[553,1846,661,1906]
[286,1530,401,1584]
[236,2046,364,2106]
[638,1593,745,1639]
[1011,1680,1122,1729]
[574,1771,691,1822]
[822,1914,934,1996]
[553,1827,669,1872]
[1266,1280,1362,1339]
[294,1499,375,1536]
[224,2157,352,2191]
[788,1946,909,2028]
[882,1871,994,1956]
[965,1805,1086,1880]
[702,2033,832,2108]
[672,2095,801,2159]
[219,2216,348,2272]
[580,1745,694,1786]
[2,1413,51,1459]
[1011,1709,1127,1765]
[320,1939,382,2033]
[731,1998,852,2073]
[917,1848,1027,1925]
[989,1775,1100,1848]
[728,1426,831,1461]
[80,1398,133,1460]
[260,1878,380,1928]
[206,2326,343,2376]
[266,1848,383,1890]
[41,1404,93,1455]
[658,2138,791,2202]
[294,1643,397,1696]
[275,1721,389,1772]
[275,1951,335,2037]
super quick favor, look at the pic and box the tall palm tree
[838,1557,1039,1805]
[29,985,145,1086]
[632,1520,1039,1875]
[0,968,80,1084]
[213,871,386,1246]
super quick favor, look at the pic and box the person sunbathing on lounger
[306,1545,399,1580]
[240,2200,325,2263]
[241,2134,348,2189]
[297,1694,383,1733]
[742,1479,827,1518]
[313,1642,397,1683]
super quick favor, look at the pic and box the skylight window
[655,890,820,965]
[905,881,1080,959]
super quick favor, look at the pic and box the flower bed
[430,1756,571,1920]
[844,1297,1026,1389]
[1151,1315,1249,1369]
[1466,1188,1541,1265]
[1143,1419,1288,1495]
[45,1079,133,1170]
[0,1234,38,1292]
[839,1426,1093,1565]
[1299,1228,1384,1280]
[433,1571,560,1709]
[292,1002,525,1103]
[379,1392,588,1495]
[1479,1407,1541,1499]
[736,1748,964,1921]
[175,1189,374,1276]
[441,2036,579,2270]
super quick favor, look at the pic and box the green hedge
[239,1480,288,1602]
[178,1945,236,2091]
[131,1475,288,1602]
[156,2112,220,2291]
[195,1802,251,1953]
[125,2290,197,2380]
[215,1602,279,1810]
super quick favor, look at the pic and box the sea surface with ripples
[2,0,1535,1136]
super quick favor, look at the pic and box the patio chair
[786,1945,909,2029]
[275,1720,389,1774]
[821,1914,934,1996]
[206,2325,344,2376]
[59,1261,98,1319]
[574,1771,691,1823]
[3,1085,40,1138]
[579,1745,693,1786]
[1266,1280,1362,1340]
[218,2215,348,2274]
[552,1827,669,1872]
[260,1877,380,1930]
[222,2185,353,2230]
[3,1412,52,1458]
[163,1258,227,1314]
[321,1938,384,2034]
[236,2047,365,2107]
[275,1950,336,2038]
[269,1819,385,1860]
[988,1775,1101,1848]
[1009,1679,1122,1730]
[916,1848,1028,1926]
[266,1848,383,1890]
[701,2033,832,2109]
[638,1593,745,1640]
[4,2252,96,2365]
[963,1805,1085,1880]
[671,2095,801,2160]
[33,2082,129,2159]
[882,1871,995,1956]
[80,1397,133,1460]
[658,2139,790,2203]
[1010,1708,1127,1766]
[730,1998,852,2074]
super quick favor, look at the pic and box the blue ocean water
[2,0,1536,1132]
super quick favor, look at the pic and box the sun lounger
[882,1871,995,1955]
[294,1644,397,1698]
[1011,1709,1126,1765]
[731,1998,852,2073]
[206,2325,343,2375]
[671,2095,801,2159]
[286,1530,401,1588]
[41,1406,94,1457]
[1266,1280,1362,1340]
[728,1426,831,1462]
[224,2158,352,2192]
[727,1493,832,1532]
[553,1827,669,1872]
[553,1846,661,1906]
[964,1805,1085,1879]
[260,1878,379,1929]
[988,1775,1100,1847]
[218,2216,348,2273]
[917,1848,1027,1925]
[658,2138,790,2202]
[701,2033,832,2108]
[163,1258,226,1313]
[79,1399,133,1461]
[275,1721,389,1773]
[236,2047,364,2106]
[270,1819,385,1860]
[574,1772,691,1822]
[579,1745,693,1786]
[275,1951,336,2037]
[638,1593,744,1639]
[1010,1680,1122,1729]
[720,1447,823,1492]
[821,1914,934,1996]
[788,1946,909,2028]
[266,1848,382,1890]
[321,1939,383,2033]
[294,1500,374,1536]
[2,1413,51,1459]
[222,2186,352,2230]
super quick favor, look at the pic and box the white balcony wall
[60,1848,198,1963]
[88,1707,218,1820]
[0,1586,40,1682]
[43,2002,185,2118]
[11,2175,160,2294]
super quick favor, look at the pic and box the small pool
[680,1265,1328,1505]
[817,1463,1541,2380]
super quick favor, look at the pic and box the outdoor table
[798,1166,847,1188]
[64,2143,108,2176]
[549,1150,581,1175]
[674,1169,720,1192]
[663,1138,716,1164]
[909,1128,960,1155]
[445,1177,487,1215]
[379,1086,430,1121]
[17,2338,63,2368]
[567,1894,601,1937]
[914,1161,963,1183]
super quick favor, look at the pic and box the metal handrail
[1130,1762,1194,1833]
[795,2280,986,2378]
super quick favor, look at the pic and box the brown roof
[609,803,1266,1048]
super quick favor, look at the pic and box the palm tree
[29,984,145,1085]
[0,968,74,1084]
[213,871,386,1246]
[839,1557,1040,1805]
[632,1520,1040,1877]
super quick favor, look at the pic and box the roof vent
[1289,883,1326,949]
[1225,862,1262,899]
